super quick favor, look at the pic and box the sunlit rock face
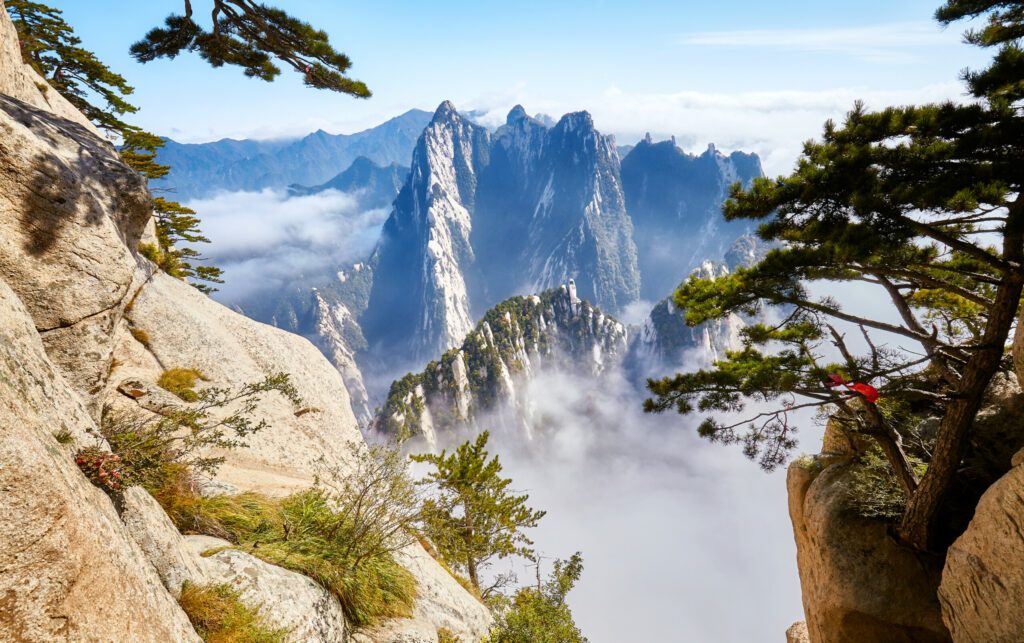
[363,102,640,371]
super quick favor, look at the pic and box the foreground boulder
[939,447,1024,642]
[788,450,950,643]
[0,280,198,642]
[186,538,349,642]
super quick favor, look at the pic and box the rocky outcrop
[188,540,349,642]
[787,448,950,642]
[0,279,199,642]
[375,285,628,446]
[0,92,151,414]
[938,447,1024,642]
[121,486,205,598]
[786,621,810,643]
[109,272,365,493]
[352,545,491,643]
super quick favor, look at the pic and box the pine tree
[6,1,224,292]
[6,0,137,134]
[412,432,546,597]
[646,0,1024,553]
[484,553,588,643]
[121,130,224,293]
[130,0,370,97]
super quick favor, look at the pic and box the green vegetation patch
[157,368,209,402]
[178,581,290,643]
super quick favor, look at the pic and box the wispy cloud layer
[185,188,388,303]
[679,22,959,63]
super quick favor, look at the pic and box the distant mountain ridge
[621,135,763,300]
[288,156,409,209]
[155,108,432,200]
[182,102,766,419]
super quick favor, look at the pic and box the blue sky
[60,0,988,173]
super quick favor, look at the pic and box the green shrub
[484,553,588,643]
[178,581,289,643]
[53,428,75,445]
[76,374,300,497]
[138,242,162,265]
[157,368,209,402]
[437,628,459,643]
[164,446,422,629]
[848,444,928,521]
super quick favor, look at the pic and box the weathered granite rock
[110,272,365,493]
[938,447,1024,642]
[788,454,950,643]
[385,544,492,642]
[187,540,348,642]
[0,280,199,642]
[786,621,810,643]
[121,486,205,598]
[0,91,151,411]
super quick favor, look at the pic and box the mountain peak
[507,104,529,125]
[432,100,459,123]
[556,110,595,133]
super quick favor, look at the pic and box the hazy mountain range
[170,101,766,426]
[155,109,431,199]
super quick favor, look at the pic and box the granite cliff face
[362,102,640,369]
[0,7,489,640]
[786,374,1024,643]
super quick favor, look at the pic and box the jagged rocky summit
[362,101,640,369]
[621,134,763,300]
[373,281,628,450]
[632,234,771,376]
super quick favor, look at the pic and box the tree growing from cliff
[5,1,224,292]
[413,432,546,597]
[131,0,370,97]
[6,0,137,134]
[646,0,1024,553]
[484,553,588,643]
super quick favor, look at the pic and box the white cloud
[678,22,959,63]
[465,362,813,642]
[464,82,970,175]
[185,188,388,303]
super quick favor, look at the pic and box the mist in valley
[454,363,814,642]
